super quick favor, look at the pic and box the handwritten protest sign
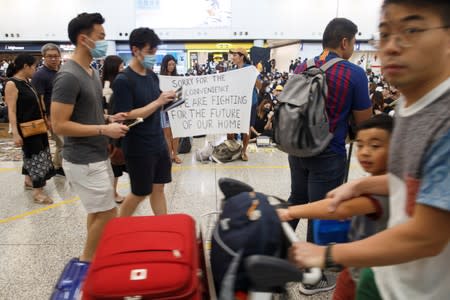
[159,66,259,137]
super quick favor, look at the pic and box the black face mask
[264,108,271,113]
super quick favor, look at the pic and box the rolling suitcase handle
[245,223,322,290]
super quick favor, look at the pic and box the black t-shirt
[254,114,268,133]
[112,67,166,157]
[31,65,57,116]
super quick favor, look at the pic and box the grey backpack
[273,58,342,157]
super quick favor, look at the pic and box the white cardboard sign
[159,66,259,137]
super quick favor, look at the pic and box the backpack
[178,137,192,154]
[210,181,285,298]
[272,58,342,157]
[211,140,242,163]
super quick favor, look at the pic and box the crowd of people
[0,0,448,298]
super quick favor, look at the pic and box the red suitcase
[82,214,201,300]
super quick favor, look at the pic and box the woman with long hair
[371,90,385,115]
[5,54,55,204]
[102,55,126,204]
[250,98,274,139]
[160,54,182,164]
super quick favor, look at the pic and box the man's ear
[130,45,138,56]
[341,37,350,50]
[77,34,89,48]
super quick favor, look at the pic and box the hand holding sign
[159,66,259,138]
[157,90,176,106]
[163,86,185,112]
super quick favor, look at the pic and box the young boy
[278,114,393,298]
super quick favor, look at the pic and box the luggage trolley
[199,179,321,300]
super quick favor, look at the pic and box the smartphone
[124,117,143,128]
[163,86,185,112]
[175,86,182,100]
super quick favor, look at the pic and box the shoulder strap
[319,57,344,72]
[305,59,316,70]
[16,79,47,121]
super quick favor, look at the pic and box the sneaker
[55,167,65,177]
[298,273,336,295]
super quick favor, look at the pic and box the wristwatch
[324,244,343,272]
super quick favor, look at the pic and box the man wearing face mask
[51,13,129,262]
[112,27,176,217]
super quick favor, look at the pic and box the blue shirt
[113,67,166,156]
[295,52,371,155]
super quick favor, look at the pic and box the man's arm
[278,196,377,221]
[51,102,128,139]
[290,204,450,269]
[352,108,373,125]
[124,91,175,120]
[112,75,175,120]
[327,175,389,212]
[351,66,373,125]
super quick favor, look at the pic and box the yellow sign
[185,42,255,51]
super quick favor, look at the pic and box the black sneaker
[298,273,336,295]
[55,168,65,177]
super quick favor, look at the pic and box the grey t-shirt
[348,194,389,282]
[52,60,108,164]
[348,194,389,242]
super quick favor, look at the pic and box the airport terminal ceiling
[0,0,383,42]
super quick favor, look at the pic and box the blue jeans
[288,149,346,242]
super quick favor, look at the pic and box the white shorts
[63,159,116,214]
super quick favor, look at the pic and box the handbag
[19,118,47,138]
[108,143,125,166]
[18,81,48,138]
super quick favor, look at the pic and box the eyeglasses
[45,55,61,60]
[371,25,449,48]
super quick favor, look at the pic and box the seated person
[250,99,273,140]
[278,114,393,299]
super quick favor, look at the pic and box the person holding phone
[102,55,126,204]
[160,54,182,164]
[112,28,176,217]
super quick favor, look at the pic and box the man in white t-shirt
[288,1,450,299]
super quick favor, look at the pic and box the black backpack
[210,180,286,298]
[177,137,192,154]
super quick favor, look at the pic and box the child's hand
[277,208,293,221]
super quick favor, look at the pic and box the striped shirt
[294,51,371,155]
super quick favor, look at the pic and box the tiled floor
[0,135,367,299]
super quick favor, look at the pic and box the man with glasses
[289,1,449,299]
[112,27,176,217]
[32,43,65,175]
